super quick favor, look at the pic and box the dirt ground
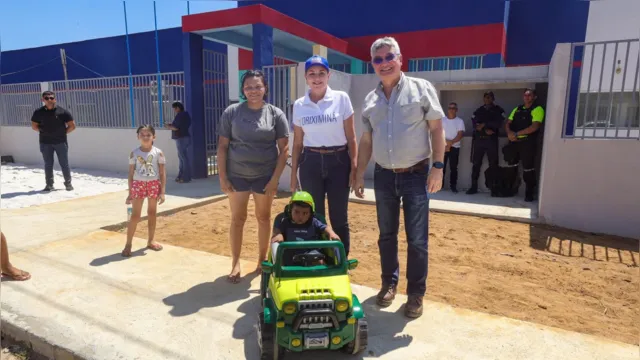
[128,196,639,345]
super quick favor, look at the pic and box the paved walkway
[350,179,538,223]
[2,229,637,360]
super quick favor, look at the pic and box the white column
[227,46,239,102]
[312,44,328,59]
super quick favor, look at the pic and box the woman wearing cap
[290,55,357,257]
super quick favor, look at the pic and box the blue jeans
[175,136,191,181]
[40,142,72,186]
[299,148,351,256]
[373,162,430,296]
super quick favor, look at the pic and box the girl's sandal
[147,243,163,251]
[1,270,31,281]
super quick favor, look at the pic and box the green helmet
[290,191,315,213]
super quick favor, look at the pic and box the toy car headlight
[283,302,297,315]
[335,299,349,312]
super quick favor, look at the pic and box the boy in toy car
[271,191,340,266]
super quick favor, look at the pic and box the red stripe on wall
[183,5,370,61]
[344,23,506,70]
[182,6,261,32]
[238,48,296,71]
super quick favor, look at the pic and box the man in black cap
[467,91,505,194]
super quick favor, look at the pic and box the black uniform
[468,104,505,191]
[506,104,545,201]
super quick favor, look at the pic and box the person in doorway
[467,91,505,195]
[353,37,446,319]
[123,125,166,257]
[442,102,465,193]
[30,91,76,192]
[165,101,192,183]
[290,55,358,257]
[1,232,31,281]
[505,88,545,202]
[217,69,290,283]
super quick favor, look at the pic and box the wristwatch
[432,161,444,169]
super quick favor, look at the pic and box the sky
[0,0,239,51]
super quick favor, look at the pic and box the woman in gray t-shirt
[217,69,290,283]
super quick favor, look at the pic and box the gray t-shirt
[219,102,289,179]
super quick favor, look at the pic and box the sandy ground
[0,163,128,209]
[128,196,639,345]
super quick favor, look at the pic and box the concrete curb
[1,316,84,360]
[100,194,228,232]
[349,197,541,225]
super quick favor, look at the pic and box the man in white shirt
[441,102,465,193]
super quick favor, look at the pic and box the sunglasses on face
[44,97,55,100]
[372,53,398,65]
[448,107,457,110]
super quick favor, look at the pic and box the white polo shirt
[442,116,465,148]
[292,86,354,147]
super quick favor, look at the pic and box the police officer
[466,91,505,194]
[505,88,545,202]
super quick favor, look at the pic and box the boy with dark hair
[271,191,340,265]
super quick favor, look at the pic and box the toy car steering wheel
[292,250,326,266]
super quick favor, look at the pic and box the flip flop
[227,273,241,284]
[1,270,31,281]
[122,245,132,257]
[147,243,163,251]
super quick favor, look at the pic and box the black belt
[305,145,347,154]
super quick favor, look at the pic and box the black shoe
[466,187,477,195]
[65,183,74,191]
[525,194,534,202]
[42,185,53,192]
[450,185,458,193]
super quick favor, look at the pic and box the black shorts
[228,175,271,194]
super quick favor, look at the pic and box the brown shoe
[404,294,424,318]
[376,284,397,307]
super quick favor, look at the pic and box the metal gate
[203,49,229,175]
[262,64,298,128]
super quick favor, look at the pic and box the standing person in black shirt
[166,101,192,183]
[466,91,505,195]
[30,91,76,192]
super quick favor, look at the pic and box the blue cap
[305,55,330,72]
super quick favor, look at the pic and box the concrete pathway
[1,230,637,360]
[0,177,223,251]
[350,179,538,223]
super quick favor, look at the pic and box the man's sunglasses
[448,107,457,110]
[44,96,55,100]
[372,52,398,65]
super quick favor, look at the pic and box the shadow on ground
[529,223,639,266]
[89,248,148,266]
[161,273,259,317]
[234,293,413,359]
[0,189,46,199]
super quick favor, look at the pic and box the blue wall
[1,27,227,84]
[505,0,590,66]
[239,0,506,38]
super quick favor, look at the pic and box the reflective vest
[510,105,543,133]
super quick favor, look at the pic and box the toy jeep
[258,240,368,359]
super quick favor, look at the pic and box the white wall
[580,0,640,93]
[0,126,180,177]
[538,43,640,240]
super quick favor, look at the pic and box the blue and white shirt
[292,86,354,147]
